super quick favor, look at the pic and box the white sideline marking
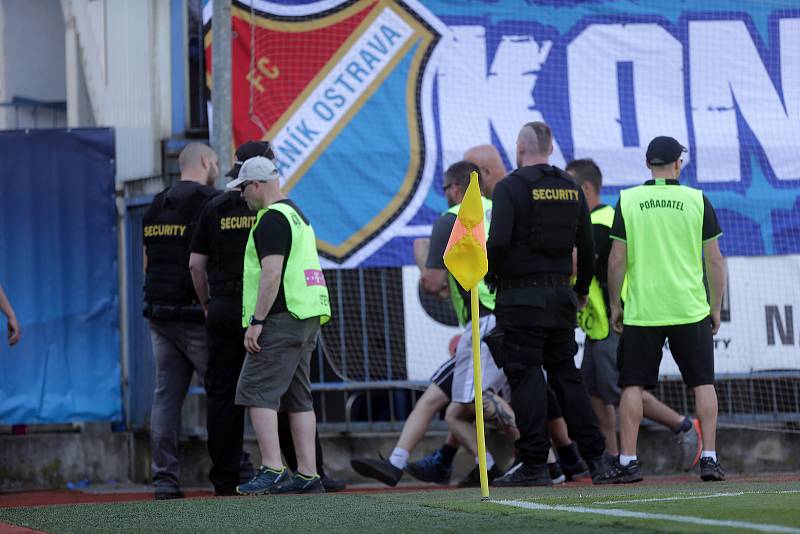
[595,489,800,505]
[495,499,800,533]
[595,491,744,504]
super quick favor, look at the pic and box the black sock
[673,417,692,434]
[556,443,580,466]
[439,444,458,467]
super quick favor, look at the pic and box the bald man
[464,144,507,198]
[143,142,220,499]
[488,122,616,487]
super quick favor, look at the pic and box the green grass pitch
[1,481,799,533]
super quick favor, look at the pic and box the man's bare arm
[608,239,627,334]
[0,283,20,346]
[189,252,210,311]
[703,239,726,335]
[254,255,283,320]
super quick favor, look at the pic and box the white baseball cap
[226,156,279,189]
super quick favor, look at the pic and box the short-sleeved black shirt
[252,199,309,316]
[426,211,491,321]
[591,204,613,308]
[610,180,722,242]
[426,213,457,270]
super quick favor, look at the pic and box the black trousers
[205,296,327,493]
[496,299,605,466]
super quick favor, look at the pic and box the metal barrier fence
[313,266,800,434]
[118,197,800,434]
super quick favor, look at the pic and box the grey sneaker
[700,457,726,481]
[236,466,290,495]
[270,473,325,494]
[676,418,703,471]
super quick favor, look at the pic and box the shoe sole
[235,487,273,496]
[270,485,326,495]
[350,460,400,487]
[620,473,644,483]
[682,419,703,471]
[700,473,725,482]
[406,464,450,485]
[551,474,566,484]
[492,479,552,487]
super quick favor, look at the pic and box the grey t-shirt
[425,212,457,269]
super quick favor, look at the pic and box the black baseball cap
[646,136,687,166]
[225,141,275,178]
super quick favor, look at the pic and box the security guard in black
[190,188,256,495]
[487,123,613,486]
[143,180,218,317]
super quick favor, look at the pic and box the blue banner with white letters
[208,0,800,266]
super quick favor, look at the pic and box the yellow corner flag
[443,171,491,500]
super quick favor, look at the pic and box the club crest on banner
[205,0,442,263]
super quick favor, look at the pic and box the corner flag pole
[471,288,490,500]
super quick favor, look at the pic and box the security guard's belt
[210,279,243,297]
[499,274,571,290]
[143,302,205,323]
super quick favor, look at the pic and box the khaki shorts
[235,312,320,412]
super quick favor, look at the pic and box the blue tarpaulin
[0,128,121,424]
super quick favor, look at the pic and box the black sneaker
[321,475,347,493]
[154,490,185,501]
[699,457,726,481]
[458,464,504,488]
[350,456,403,486]
[492,463,551,487]
[586,455,622,485]
[548,462,566,484]
[614,460,644,483]
[559,458,590,481]
[270,473,325,495]
[406,450,452,485]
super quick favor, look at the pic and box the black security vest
[143,181,217,304]
[205,191,256,296]
[500,165,581,279]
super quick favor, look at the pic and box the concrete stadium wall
[2,428,799,490]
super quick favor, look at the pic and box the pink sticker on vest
[304,269,326,287]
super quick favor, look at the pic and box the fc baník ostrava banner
[204,0,800,267]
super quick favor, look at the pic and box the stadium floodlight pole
[443,171,491,500]
[211,0,233,185]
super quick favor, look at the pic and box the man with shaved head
[143,142,220,499]
[487,122,617,487]
[464,144,507,198]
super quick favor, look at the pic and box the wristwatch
[250,315,267,326]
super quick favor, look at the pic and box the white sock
[475,452,495,471]
[389,447,409,469]
[701,450,717,462]
[619,454,637,466]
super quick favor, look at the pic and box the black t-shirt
[426,211,490,321]
[610,181,722,241]
[591,204,613,308]
[426,213,456,270]
[190,190,256,293]
[252,199,308,316]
